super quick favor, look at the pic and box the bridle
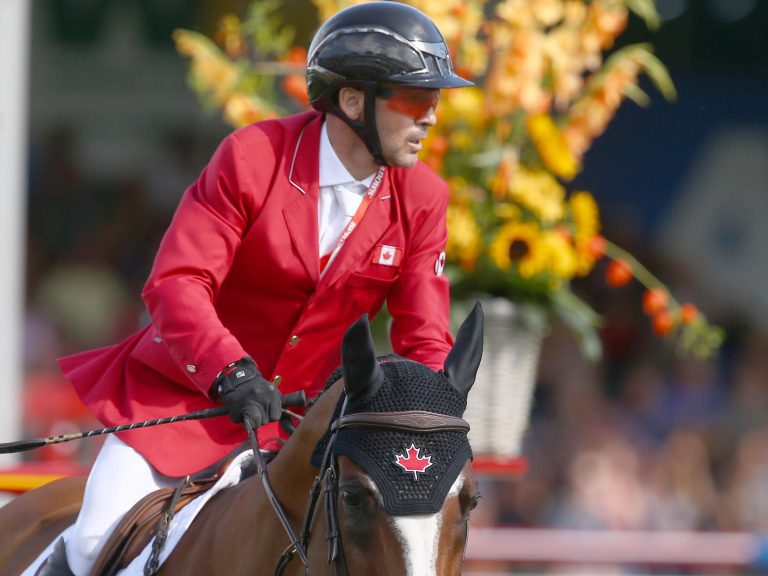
[274,397,471,576]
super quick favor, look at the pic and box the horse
[0,303,484,576]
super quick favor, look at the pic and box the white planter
[457,298,547,460]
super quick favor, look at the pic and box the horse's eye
[341,490,362,508]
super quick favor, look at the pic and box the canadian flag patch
[372,244,403,267]
[395,444,433,480]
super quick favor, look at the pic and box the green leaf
[625,0,661,31]
[551,288,603,362]
[623,83,651,106]
[634,47,678,102]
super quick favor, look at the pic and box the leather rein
[273,401,470,575]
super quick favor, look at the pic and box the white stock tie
[319,182,364,258]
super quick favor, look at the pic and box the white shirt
[318,122,375,257]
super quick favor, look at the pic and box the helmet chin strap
[328,84,387,166]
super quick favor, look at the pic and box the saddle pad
[91,474,221,575]
[20,451,254,576]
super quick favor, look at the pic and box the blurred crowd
[22,124,215,463]
[21,122,768,571]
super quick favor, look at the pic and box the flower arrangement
[174,0,723,361]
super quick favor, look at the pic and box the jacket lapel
[320,173,395,289]
[283,117,323,283]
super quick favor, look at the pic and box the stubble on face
[375,100,434,168]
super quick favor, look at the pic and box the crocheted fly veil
[313,303,484,515]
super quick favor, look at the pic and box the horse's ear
[443,302,484,399]
[341,314,385,401]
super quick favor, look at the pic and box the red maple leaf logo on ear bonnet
[394,444,434,480]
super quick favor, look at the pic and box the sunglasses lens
[384,87,439,119]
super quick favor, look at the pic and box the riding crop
[0,391,306,454]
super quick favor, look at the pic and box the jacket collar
[284,112,394,288]
[287,112,323,197]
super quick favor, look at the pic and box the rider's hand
[213,356,282,427]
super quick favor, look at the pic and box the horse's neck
[229,381,343,551]
[268,379,343,492]
[161,382,344,575]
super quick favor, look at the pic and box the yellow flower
[449,129,475,152]
[509,167,566,223]
[447,204,482,270]
[491,150,520,200]
[526,113,580,179]
[496,0,534,27]
[486,27,551,115]
[459,37,490,78]
[570,190,600,239]
[494,202,523,222]
[540,230,578,282]
[570,190,601,275]
[531,0,563,27]
[215,14,246,58]
[223,92,279,127]
[441,87,488,132]
[173,30,239,105]
[489,222,548,278]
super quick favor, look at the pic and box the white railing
[465,527,766,569]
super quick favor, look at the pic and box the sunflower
[508,167,566,223]
[489,222,548,278]
[540,230,579,284]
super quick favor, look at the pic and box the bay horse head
[300,302,485,575]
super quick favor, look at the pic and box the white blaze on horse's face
[362,472,466,576]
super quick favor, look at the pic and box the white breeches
[64,435,180,576]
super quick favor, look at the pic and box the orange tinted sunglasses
[379,85,440,119]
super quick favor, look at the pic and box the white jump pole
[0,0,30,467]
[465,527,766,570]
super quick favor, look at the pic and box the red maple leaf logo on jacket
[394,444,434,480]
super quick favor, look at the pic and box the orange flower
[680,303,699,325]
[605,259,632,287]
[282,75,308,107]
[587,234,606,260]
[642,288,669,316]
[652,310,675,337]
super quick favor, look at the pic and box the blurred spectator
[718,428,768,532]
[551,433,649,530]
[645,428,720,531]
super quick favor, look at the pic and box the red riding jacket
[58,111,453,476]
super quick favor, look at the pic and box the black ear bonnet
[311,355,472,515]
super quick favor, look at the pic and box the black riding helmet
[306,1,473,165]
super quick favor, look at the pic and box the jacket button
[186,364,197,374]
[289,335,299,347]
[272,375,282,386]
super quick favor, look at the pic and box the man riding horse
[36,2,473,574]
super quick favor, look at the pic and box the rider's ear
[443,301,484,400]
[341,314,385,401]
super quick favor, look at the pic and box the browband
[332,410,470,433]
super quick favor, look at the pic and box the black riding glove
[213,356,282,427]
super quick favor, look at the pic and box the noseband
[274,403,470,576]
